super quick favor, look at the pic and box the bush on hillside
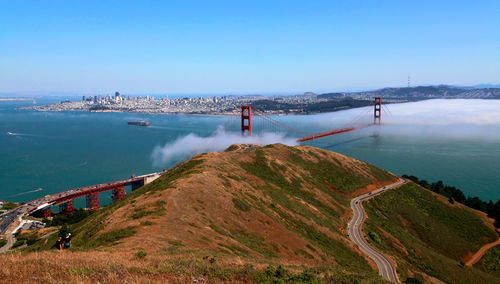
[402,174,500,227]
[368,232,381,244]
[44,209,95,227]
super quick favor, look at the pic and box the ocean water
[0,99,499,206]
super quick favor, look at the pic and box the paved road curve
[348,178,406,283]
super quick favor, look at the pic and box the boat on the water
[127,121,150,126]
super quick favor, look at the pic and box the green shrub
[232,198,251,212]
[12,239,26,248]
[255,265,319,283]
[135,250,147,259]
[130,207,151,219]
[94,226,136,246]
[45,209,95,227]
[368,232,381,244]
[1,202,18,210]
[406,278,423,284]
[140,221,153,226]
[58,223,73,238]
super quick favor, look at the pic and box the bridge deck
[0,172,162,235]
[297,127,357,142]
[297,124,373,142]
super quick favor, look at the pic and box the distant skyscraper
[82,96,86,102]
[115,91,120,97]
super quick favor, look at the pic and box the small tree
[58,223,72,238]
[406,278,423,284]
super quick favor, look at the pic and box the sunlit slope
[31,144,395,278]
[15,144,500,282]
[363,182,499,283]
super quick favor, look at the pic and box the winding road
[348,178,406,283]
[0,234,16,254]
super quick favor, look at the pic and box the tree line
[402,174,500,228]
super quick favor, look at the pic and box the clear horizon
[1,1,499,94]
[2,82,500,98]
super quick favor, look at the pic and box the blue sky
[0,0,499,95]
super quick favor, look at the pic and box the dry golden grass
[0,248,274,283]
[3,144,401,283]
[0,250,195,283]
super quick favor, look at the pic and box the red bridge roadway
[0,172,162,235]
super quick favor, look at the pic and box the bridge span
[1,97,386,236]
[0,172,162,236]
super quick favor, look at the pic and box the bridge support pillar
[241,105,252,136]
[42,208,52,218]
[374,97,381,125]
[131,180,144,191]
[59,199,74,214]
[112,185,126,201]
[86,193,100,210]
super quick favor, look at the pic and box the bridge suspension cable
[382,104,392,116]
[252,110,316,134]
[253,105,375,142]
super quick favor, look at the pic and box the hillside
[363,182,499,283]
[1,144,498,283]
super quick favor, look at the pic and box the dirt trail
[466,236,500,266]
[0,234,15,254]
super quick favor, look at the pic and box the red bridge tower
[59,200,74,214]
[241,105,252,136]
[374,97,381,125]
[86,193,100,210]
[112,185,126,201]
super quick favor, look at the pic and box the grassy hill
[475,246,500,277]
[363,182,499,283]
[2,144,498,283]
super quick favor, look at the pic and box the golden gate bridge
[169,97,385,168]
[0,97,387,234]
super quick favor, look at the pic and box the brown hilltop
[3,143,398,283]
[73,144,395,266]
[99,144,395,262]
[2,143,498,283]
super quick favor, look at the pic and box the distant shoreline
[19,107,333,116]
[0,98,35,102]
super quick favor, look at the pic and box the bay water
[1,98,498,207]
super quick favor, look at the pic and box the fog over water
[151,99,500,201]
[151,129,298,167]
[0,99,499,205]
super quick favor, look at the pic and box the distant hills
[320,85,500,101]
[253,85,500,114]
[1,84,500,100]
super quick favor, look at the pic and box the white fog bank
[152,99,500,167]
[151,127,298,167]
